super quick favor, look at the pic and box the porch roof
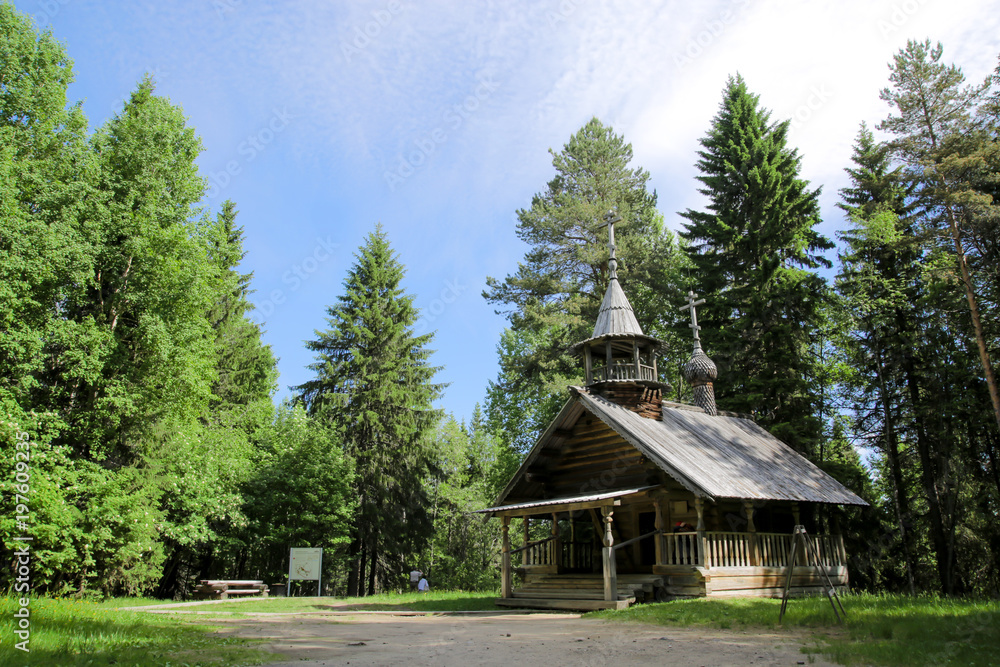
[477,484,660,517]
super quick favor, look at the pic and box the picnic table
[193,580,269,600]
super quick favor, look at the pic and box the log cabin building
[479,214,867,611]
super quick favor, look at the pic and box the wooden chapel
[479,212,868,611]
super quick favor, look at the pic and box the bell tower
[570,211,669,418]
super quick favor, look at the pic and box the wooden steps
[497,573,666,610]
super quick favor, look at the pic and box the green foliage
[420,412,503,591]
[680,74,832,455]
[0,3,283,598]
[295,225,443,595]
[240,403,356,584]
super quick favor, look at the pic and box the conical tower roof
[592,276,644,338]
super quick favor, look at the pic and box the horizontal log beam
[495,498,620,518]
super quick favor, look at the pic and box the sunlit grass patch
[0,596,271,666]
[189,589,499,614]
[591,592,1000,667]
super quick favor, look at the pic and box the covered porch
[486,486,848,611]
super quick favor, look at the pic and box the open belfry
[480,211,867,610]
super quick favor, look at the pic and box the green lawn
[173,589,499,614]
[591,593,1000,667]
[0,596,271,666]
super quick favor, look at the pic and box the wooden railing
[591,362,657,383]
[755,532,792,567]
[511,537,554,567]
[561,540,594,571]
[660,531,846,569]
[662,531,701,566]
[705,531,752,568]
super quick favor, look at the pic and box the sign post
[288,547,323,597]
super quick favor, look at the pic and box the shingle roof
[592,277,644,338]
[572,388,867,506]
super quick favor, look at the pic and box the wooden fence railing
[511,531,846,570]
[561,540,594,571]
[660,531,846,569]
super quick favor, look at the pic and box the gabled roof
[493,387,868,509]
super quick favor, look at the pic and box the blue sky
[21,0,1000,423]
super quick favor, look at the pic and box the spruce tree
[680,74,832,455]
[835,123,921,593]
[295,225,443,596]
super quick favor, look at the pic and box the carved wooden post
[601,506,617,601]
[695,497,708,568]
[523,516,530,565]
[744,501,758,567]
[790,503,801,565]
[551,513,560,570]
[501,516,511,598]
[653,499,664,566]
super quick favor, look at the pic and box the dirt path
[208,611,837,666]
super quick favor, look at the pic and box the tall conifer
[296,225,443,596]
[680,74,832,455]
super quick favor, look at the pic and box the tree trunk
[902,350,952,593]
[874,339,917,595]
[367,545,378,596]
[155,547,183,600]
[944,204,1000,437]
[346,537,361,597]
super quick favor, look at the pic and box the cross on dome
[598,209,622,280]
[680,291,706,351]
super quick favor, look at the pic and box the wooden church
[480,213,867,611]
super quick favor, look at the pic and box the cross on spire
[679,291,706,351]
[599,209,622,279]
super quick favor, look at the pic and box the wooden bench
[193,580,269,600]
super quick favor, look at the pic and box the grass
[0,595,271,666]
[180,589,500,614]
[590,593,1000,667]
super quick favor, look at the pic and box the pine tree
[295,225,443,596]
[680,74,833,455]
[875,40,1000,594]
[484,118,689,455]
[879,39,1000,436]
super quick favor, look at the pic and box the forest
[2,2,999,600]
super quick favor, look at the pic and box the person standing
[408,568,423,591]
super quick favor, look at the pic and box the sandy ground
[204,611,838,667]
